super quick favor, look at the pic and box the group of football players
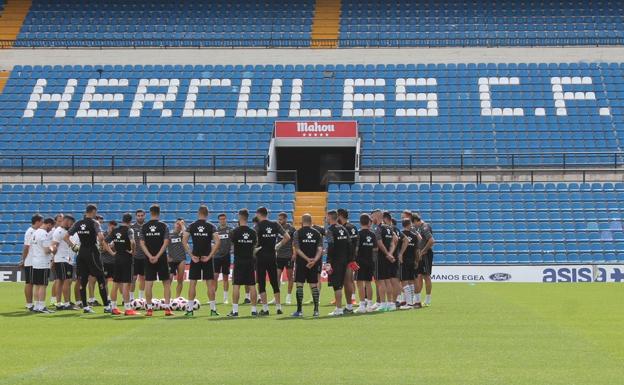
[19,203,434,318]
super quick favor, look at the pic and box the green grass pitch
[0,282,622,385]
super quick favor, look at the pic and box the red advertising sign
[274,121,358,138]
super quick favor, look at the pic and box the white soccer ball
[193,299,200,310]
[151,299,161,310]
[131,299,144,310]
[170,299,181,311]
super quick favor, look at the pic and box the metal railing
[360,151,624,170]
[323,168,624,186]
[2,36,622,49]
[0,169,299,189]
[0,154,269,174]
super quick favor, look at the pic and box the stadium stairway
[293,191,327,226]
[0,0,31,47]
[311,0,341,47]
[0,71,8,93]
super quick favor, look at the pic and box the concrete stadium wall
[2,47,624,69]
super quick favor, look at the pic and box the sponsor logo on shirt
[238,232,254,244]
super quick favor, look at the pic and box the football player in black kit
[228,209,259,317]
[254,206,290,316]
[337,208,358,307]
[397,218,420,309]
[109,213,138,316]
[64,204,116,314]
[325,210,353,316]
[354,214,376,313]
[140,205,173,317]
[182,205,220,317]
[292,214,323,317]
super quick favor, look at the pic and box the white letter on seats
[551,76,605,116]
[478,77,523,116]
[236,79,281,118]
[342,78,385,117]
[23,78,76,118]
[76,78,128,118]
[183,78,231,118]
[132,78,179,117]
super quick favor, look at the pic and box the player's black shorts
[23,266,33,284]
[375,255,395,280]
[233,259,255,286]
[400,258,416,281]
[354,261,373,282]
[48,267,56,281]
[390,259,399,279]
[103,262,115,279]
[276,258,293,270]
[295,259,320,284]
[54,262,73,281]
[32,268,50,286]
[328,260,347,289]
[145,257,170,281]
[416,251,434,276]
[169,261,184,276]
[114,257,133,284]
[76,247,106,279]
[213,256,231,276]
[133,258,145,276]
[188,260,214,281]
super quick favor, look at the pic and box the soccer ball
[170,299,181,311]
[193,299,201,310]
[179,299,188,310]
[151,299,161,310]
[131,299,145,310]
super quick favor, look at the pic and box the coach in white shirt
[20,214,43,311]
[51,215,76,310]
[31,218,55,313]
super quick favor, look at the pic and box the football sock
[186,301,194,312]
[26,302,33,308]
[276,304,282,311]
[89,297,95,303]
[111,301,117,309]
[245,293,251,300]
[296,286,304,312]
[311,287,320,312]
[403,285,413,305]
[286,294,292,302]
[223,291,228,301]
[414,293,421,303]
[232,304,239,313]
[262,303,269,312]
[129,292,135,300]
[50,296,57,304]
[138,290,145,299]
[346,303,353,310]
[251,306,257,313]
[96,277,110,306]
[425,294,431,304]
[209,301,216,311]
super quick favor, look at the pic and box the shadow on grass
[275,310,389,321]
[0,310,36,317]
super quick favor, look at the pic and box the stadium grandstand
[0,1,622,382]
[0,0,623,268]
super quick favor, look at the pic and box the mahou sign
[274,121,358,138]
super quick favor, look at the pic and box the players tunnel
[271,121,359,191]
